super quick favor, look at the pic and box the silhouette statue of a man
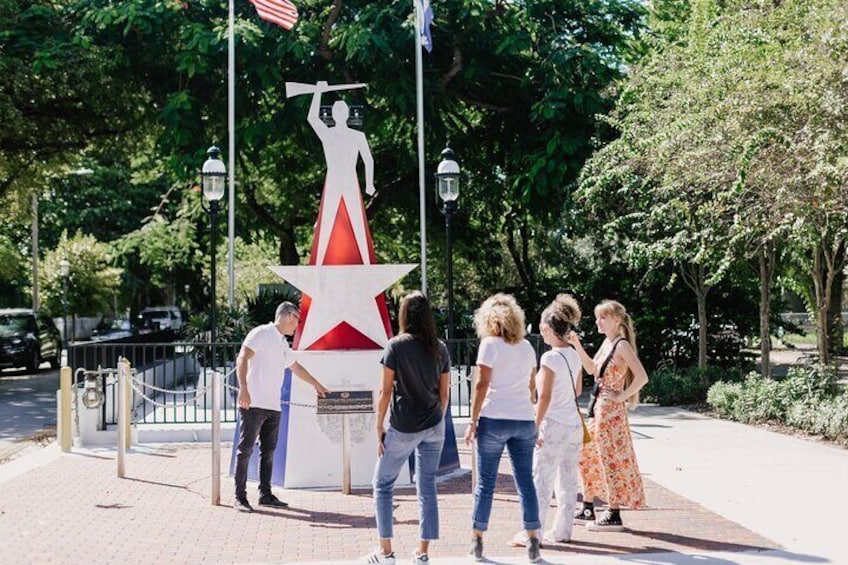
[308,81,375,266]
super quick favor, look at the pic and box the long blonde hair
[595,299,640,408]
[474,293,526,344]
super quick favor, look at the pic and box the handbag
[586,338,624,418]
[557,351,592,445]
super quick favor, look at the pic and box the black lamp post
[436,147,460,340]
[201,146,226,358]
[59,258,70,351]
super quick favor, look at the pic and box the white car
[138,307,185,332]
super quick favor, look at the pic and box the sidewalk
[0,406,844,564]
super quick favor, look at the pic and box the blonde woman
[464,294,542,563]
[511,294,584,546]
[567,299,648,531]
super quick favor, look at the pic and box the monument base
[230,349,410,489]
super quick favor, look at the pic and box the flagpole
[414,0,427,295]
[227,0,236,307]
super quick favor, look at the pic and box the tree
[0,234,26,307]
[41,232,123,325]
[72,0,645,306]
[0,0,147,201]
[578,0,848,371]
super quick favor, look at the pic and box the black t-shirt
[380,334,450,433]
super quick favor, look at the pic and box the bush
[733,373,787,423]
[707,364,848,444]
[642,364,743,406]
[706,381,743,416]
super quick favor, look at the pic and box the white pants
[533,419,582,541]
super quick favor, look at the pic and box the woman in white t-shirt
[511,294,583,547]
[464,293,542,563]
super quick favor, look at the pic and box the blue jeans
[373,419,445,540]
[472,417,540,532]
[234,407,280,499]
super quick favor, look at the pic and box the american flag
[250,0,298,31]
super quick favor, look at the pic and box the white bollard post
[117,358,127,478]
[342,413,351,495]
[211,370,221,505]
[58,365,72,452]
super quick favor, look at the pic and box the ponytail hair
[595,299,640,408]
[540,294,581,340]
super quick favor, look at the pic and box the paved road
[0,365,59,461]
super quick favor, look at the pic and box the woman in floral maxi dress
[567,300,649,531]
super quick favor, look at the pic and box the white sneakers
[361,549,396,564]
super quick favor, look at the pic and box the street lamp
[200,146,226,351]
[436,147,460,340]
[200,145,226,507]
[59,258,70,351]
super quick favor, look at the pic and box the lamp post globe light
[200,145,226,505]
[201,146,226,353]
[435,147,460,341]
[59,258,70,351]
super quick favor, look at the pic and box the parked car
[90,318,134,342]
[0,308,61,372]
[137,306,185,333]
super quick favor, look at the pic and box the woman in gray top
[363,291,450,565]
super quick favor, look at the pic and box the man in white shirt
[233,302,329,512]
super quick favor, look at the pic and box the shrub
[642,364,744,406]
[707,381,743,417]
[708,364,848,444]
[733,373,787,423]
[808,394,848,440]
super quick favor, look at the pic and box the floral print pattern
[579,358,645,508]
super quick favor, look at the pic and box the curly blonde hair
[474,293,526,344]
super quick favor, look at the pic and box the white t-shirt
[537,347,581,427]
[242,323,297,411]
[477,336,537,421]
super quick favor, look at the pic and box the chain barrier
[119,366,241,409]
[223,378,318,409]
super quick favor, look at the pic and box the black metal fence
[70,341,241,426]
[69,334,547,426]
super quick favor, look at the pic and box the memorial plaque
[316,390,374,415]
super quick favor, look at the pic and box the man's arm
[358,133,375,196]
[236,346,254,409]
[307,81,329,138]
[289,361,329,396]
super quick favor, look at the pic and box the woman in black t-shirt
[362,291,450,565]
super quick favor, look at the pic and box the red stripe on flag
[250,0,298,30]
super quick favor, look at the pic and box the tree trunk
[812,242,830,365]
[759,244,776,379]
[680,262,711,377]
[827,245,845,357]
[278,225,299,265]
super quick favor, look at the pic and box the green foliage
[185,305,255,346]
[0,0,147,201]
[706,381,743,417]
[40,232,122,317]
[642,364,742,406]
[244,286,301,329]
[0,233,26,306]
[216,237,285,306]
[707,365,848,442]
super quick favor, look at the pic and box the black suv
[0,309,61,372]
